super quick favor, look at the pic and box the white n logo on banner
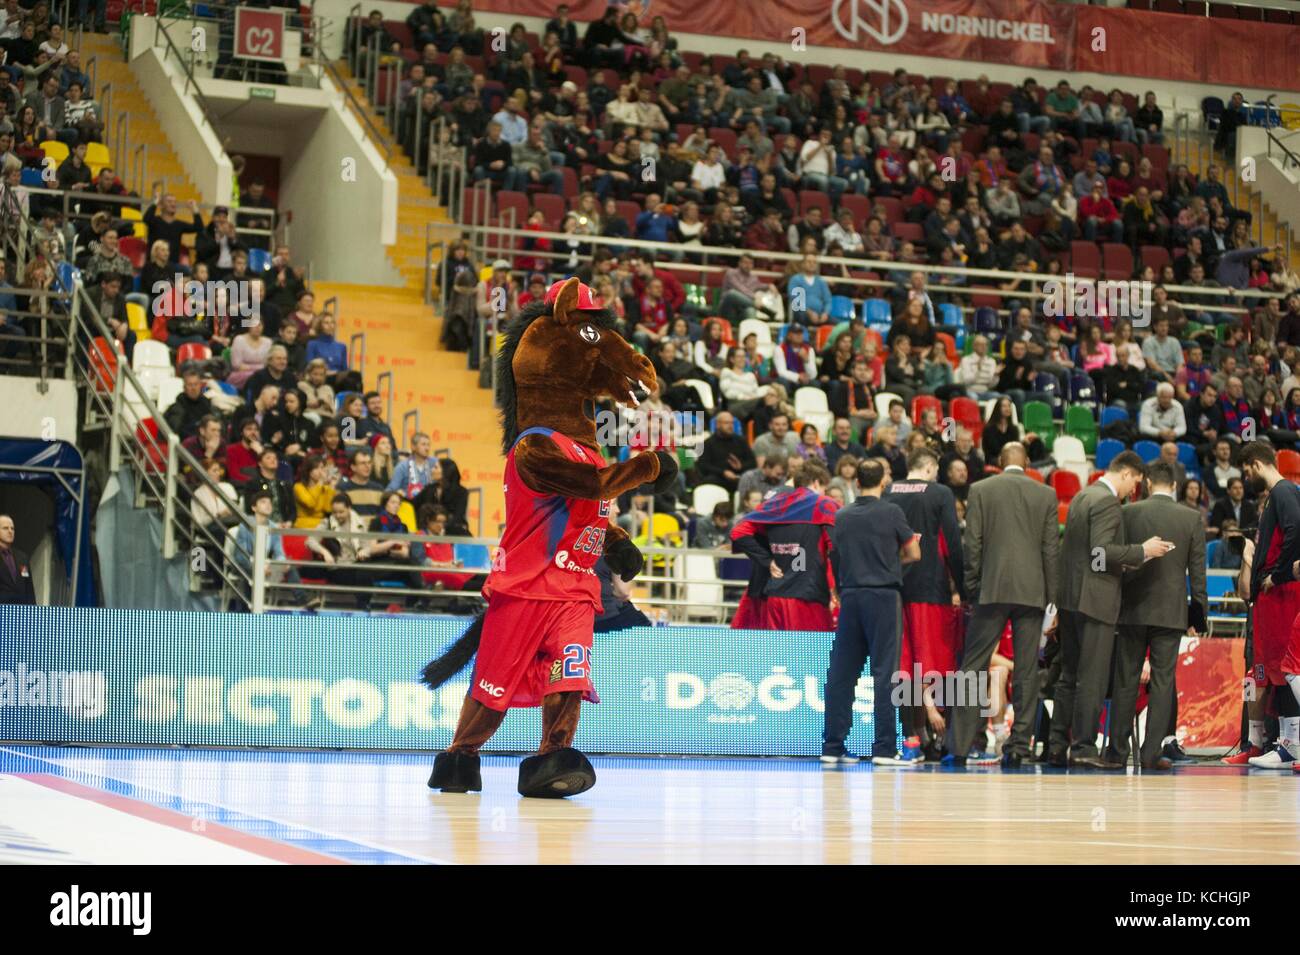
[831,0,909,46]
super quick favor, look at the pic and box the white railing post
[162,439,179,558]
[252,524,268,614]
[108,361,124,472]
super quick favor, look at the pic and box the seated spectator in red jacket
[1078,182,1122,243]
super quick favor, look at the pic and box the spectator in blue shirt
[786,253,832,326]
[387,432,438,497]
[634,193,677,244]
[305,311,363,393]
[490,95,529,145]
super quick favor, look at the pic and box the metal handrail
[318,51,393,164]
[469,224,1284,314]
[150,16,223,138]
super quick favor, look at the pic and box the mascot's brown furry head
[497,277,658,455]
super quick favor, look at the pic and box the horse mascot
[420,277,678,798]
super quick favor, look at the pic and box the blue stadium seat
[862,299,890,326]
[1095,438,1124,471]
[1133,440,1161,462]
[56,262,81,293]
[1204,539,1220,569]
[1067,372,1097,408]
[973,307,1000,335]
[1100,406,1129,428]
[454,544,490,571]
[939,302,962,327]
[830,295,855,322]
[1177,441,1200,479]
[20,167,44,187]
[248,247,273,272]
[1206,571,1237,601]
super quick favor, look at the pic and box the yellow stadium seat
[84,142,110,168]
[126,302,150,339]
[397,500,417,533]
[120,205,147,239]
[1279,103,1300,130]
[40,140,68,165]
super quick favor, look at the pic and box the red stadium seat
[891,221,923,243]
[90,336,119,392]
[707,127,737,159]
[911,394,942,426]
[176,343,211,369]
[1278,450,1300,482]
[815,324,835,350]
[532,193,566,229]
[935,331,958,366]
[1070,241,1101,279]
[495,190,530,228]
[615,200,641,232]
[1025,468,1045,483]
[799,190,832,220]
[1050,469,1081,503]
[119,236,147,270]
[462,186,493,224]
[875,196,903,225]
[1140,245,1172,273]
[1102,243,1134,279]
[839,193,870,228]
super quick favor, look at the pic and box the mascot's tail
[420,613,484,689]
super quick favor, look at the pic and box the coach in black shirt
[823,460,920,764]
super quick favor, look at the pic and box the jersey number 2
[562,644,589,679]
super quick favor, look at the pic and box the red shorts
[731,594,766,629]
[763,596,835,632]
[995,621,1014,661]
[1252,581,1300,686]
[471,593,598,711]
[898,602,965,678]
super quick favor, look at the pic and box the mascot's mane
[496,297,623,455]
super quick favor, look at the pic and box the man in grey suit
[1050,450,1173,769]
[944,443,1060,768]
[1106,460,1207,771]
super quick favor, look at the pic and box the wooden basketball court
[2,746,1296,864]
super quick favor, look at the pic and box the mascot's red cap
[544,278,602,310]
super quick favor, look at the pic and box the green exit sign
[249,87,276,101]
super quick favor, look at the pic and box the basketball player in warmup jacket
[882,446,965,758]
[730,462,840,631]
[1239,442,1300,769]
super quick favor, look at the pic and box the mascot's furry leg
[420,615,595,797]
[517,690,594,798]
[423,615,496,794]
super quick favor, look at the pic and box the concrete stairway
[80,31,202,204]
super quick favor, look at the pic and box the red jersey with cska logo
[484,427,610,609]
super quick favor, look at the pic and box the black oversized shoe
[428,751,482,793]
[517,747,597,798]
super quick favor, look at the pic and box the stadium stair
[1188,141,1300,276]
[80,32,202,205]
[312,279,505,531]
[310,64,502,529]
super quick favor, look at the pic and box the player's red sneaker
[1222,746,1265,765]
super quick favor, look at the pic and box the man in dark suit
[1108,461,1207,771]
[1050,451,1173,769]
[1208,477,1257,536]
[0,513,36,604]
[944,442,1060,768]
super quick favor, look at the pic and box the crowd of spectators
[383,2,1300,562]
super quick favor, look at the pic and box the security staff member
[1051,450,1173,769]
[1107,460,1207,770]
[944,442,1059,768]
[0,513,36,605]
[823,460,921,765]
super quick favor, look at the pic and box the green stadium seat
[1022,400,1054,451]
[1065,404,1098,454]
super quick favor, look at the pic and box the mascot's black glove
[605,534,645,582]
[652,450,679,493]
